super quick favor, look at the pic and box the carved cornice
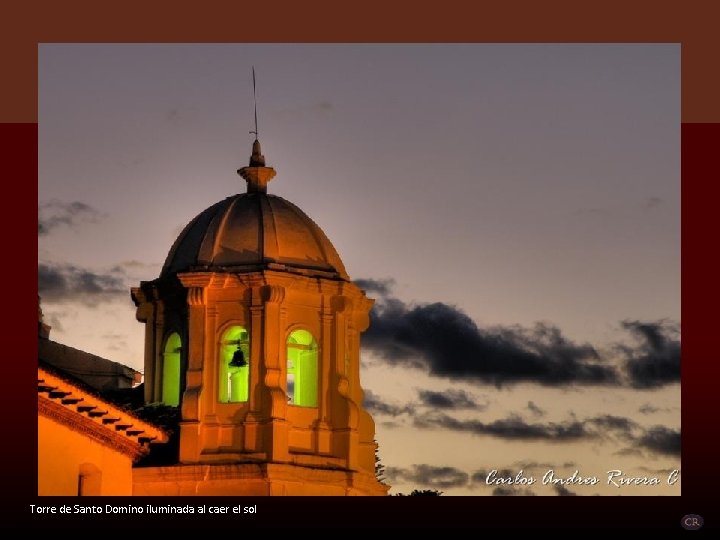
[177,272,214,289]
[130,287,146,306]
[39,396,147,460]
[38,368,168,461]
[261,284,285,304]
[187,287,206,306]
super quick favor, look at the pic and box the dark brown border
[3,0,717,530]
[1,0,719,122]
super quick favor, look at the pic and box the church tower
[131,139,387,495]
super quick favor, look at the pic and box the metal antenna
[250,66,259,139]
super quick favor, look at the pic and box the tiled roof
[38,367,168,460]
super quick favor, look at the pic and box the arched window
[162,333,181,407]
[287,329,318,407]
[219,326,250,403]
[78,463,102,496]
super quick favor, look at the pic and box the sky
[38,44,680,495]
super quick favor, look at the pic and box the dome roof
[162,192,349,280]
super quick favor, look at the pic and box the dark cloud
[414,408,680,459]
[45,312,65,333]
[526,401,545,417]
[363,389,413,417]
[638,466,679,475]
[362,292,616,387]
[621,320,680,388]
[417,389,480,409]
[639,404,659,415]
[386,464,469,489]
[586,415,639,432]
[553,484,577,496]
[492,486,536,496]
[413,412,590,442]
[638,403,675,415]
[38,263,126,304]
[513,460,570,471]
[38,200,102,236]
[636,426,681,456]
[613,447,644,458]
[471,469,514,484]
[413,411,672,451]
[354,278,396,297]
[357,279,680,389]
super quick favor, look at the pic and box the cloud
[613,447,644,458]
[417,389,481,409]
[354,278,396,297]
[363,389,413,417]
[357,278,679,389]
[513,460,574,471]
[638,403,675,415]
[38,200,102,236]
[526,401,545,417]
[386,464,469,489]
[413,410,672,450]
[636,426,681,456]
[45,312,65,333]
[553,484,578,496]
[621,320,680,388]
[360,282,617,386]
[585,415,639,432]
[471,469,514,484]
[413,412,590,441]
[492,486,536,496]
[639,404,660,415]
[38,263,127,304]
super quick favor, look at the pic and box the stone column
[260,284,289,462]
[314,305,334,455]
[177,273,211,463]
[242,302,265,452]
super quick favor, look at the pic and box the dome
[162,139,349,280]
[162,192,349,280]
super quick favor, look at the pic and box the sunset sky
[38,44,680,495]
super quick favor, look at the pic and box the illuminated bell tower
[131,140,387,495]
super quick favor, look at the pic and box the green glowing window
[162,332,182,407]
[219,326,250,403]
[287,329,318,407]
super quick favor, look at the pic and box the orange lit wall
[38,414,133,495]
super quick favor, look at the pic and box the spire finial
[250,66,259,140]
[238,66,276,193]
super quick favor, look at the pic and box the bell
[229,347,247,368]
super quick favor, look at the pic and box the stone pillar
[152,300,165,403]
[243,302,265,452]
[178,274,211,463]
[132,287,156,405]
[314,306,334,455]
[260,285,289,462]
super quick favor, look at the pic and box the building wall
[38,415,134,496]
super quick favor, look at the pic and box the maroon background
[2,0,719,529]
[5,116,718,532]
